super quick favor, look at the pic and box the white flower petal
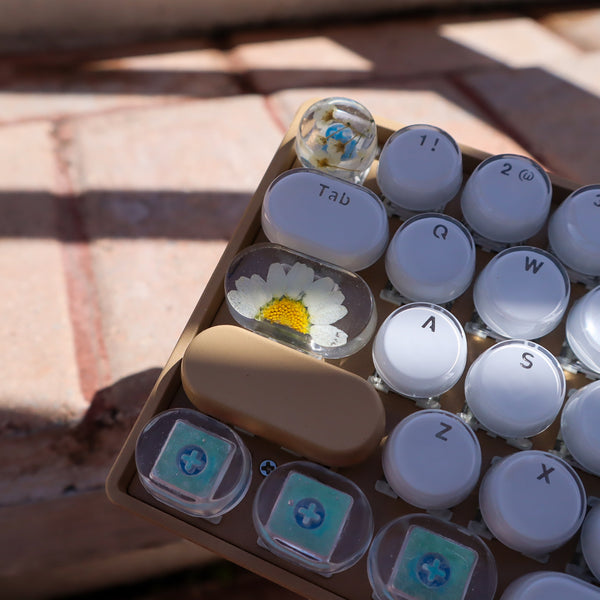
[285,262,314,299]
[310,303,348,325]
[303,277,345,311]
[235,274,270,308]
[266,263,287,299]
[227,290,262,318]
[310,324,348,347]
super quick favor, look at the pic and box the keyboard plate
[106,100,599,599]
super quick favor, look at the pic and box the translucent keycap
[372,303,468,399]
[382,410,481,510]
[465,340,566,440]
[479,451,586,556]
[461,154,552,245]
[565,285,600,375]
[581,503,600,581]
[377,124,463,216]
[135,408,252,520]
[501,572,600,600]
[295,96,378,184]
[561,381,600,476]
[253,461,373,575]
[548,184,600,278]
[473,246,570,339]
[368,513,497,600]
[262,168,389,271]
[225,243,377,359]
[385,213,476,304]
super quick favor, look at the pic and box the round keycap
[385,213,476,304]
[560,381,600,475]
[548,184,600,277]
[465,340,565,439]
[479,451,586,556]
[581,503,600,581]
[372,303,468,398]
[501,572,600,600]
[383,410,481,510]
[377,124,463,214]
[473,246,570,339]
[565,285,600,375]
[461,154,552,244]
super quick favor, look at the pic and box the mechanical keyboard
[106,97,600,600]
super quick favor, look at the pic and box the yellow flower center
[257,296,310,334]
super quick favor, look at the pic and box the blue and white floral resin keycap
[548,184,600,283]
[464,340,565,441]
[135,408,251,520]
[460,154,552,246]
[368,514,497,600]
[472,246,570,340]
[383,409,481,510]
[479,451,586,557]
[295,97,378,184]
[564,285,600,376]
[372,303,467,399]
[500,572,600,600]
[560,380,600,476]
[377,124,463,217]
[253,461,373,575]
[385,213,476,304]
[262,168,388,272]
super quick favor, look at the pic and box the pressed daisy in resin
[227,262,348,347]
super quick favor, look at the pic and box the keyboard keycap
[372,303,468,398]
[565,285,600,376]
[473,246,570,339]
[581,503,600,581]
[465,340,566,440]
[461,154,552,244]
[500,572,600,600]
[385,213,476,304]
[377,124,463,216]
[382,409,481,510]
[479,451,586,556]
[560,381,600,476]
[253,461,373,574]
[548,184,600,279]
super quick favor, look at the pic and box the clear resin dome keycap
[295,97,378,184]
[225,243,377,359]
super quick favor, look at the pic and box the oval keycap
[262,168,389,271]
[181,325,385,467]
[501,572,600,600]
[565,285,600,375]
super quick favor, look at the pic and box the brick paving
[1,4,600,598]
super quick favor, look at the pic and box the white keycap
[465,340,565,439]
[561,381,600,476]
[479,450,586,556]
[385,213,476,304]
[377,124,463,214]
[565,285,600,375]
[473,246,570,339]
[383,409,481,510]
[461,154,552,244]
[581,503,600,581]
[548,184,600,277]
[372,303,467,398]
[501,572,600,600]
[262,168,389,272]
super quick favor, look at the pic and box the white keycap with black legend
[464,340,566,440]
[479,450,586,556]
[473,246,570,339]
[372,303,467,399]
[548,184,600,279]
[565,285,600,376]
[385,213,476,304]
[581,503,600,582]
[460,154,552,245]
[382,409,481,510]
[560,380,600,476]
[377,124,463,215]
[500,572,600,600]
